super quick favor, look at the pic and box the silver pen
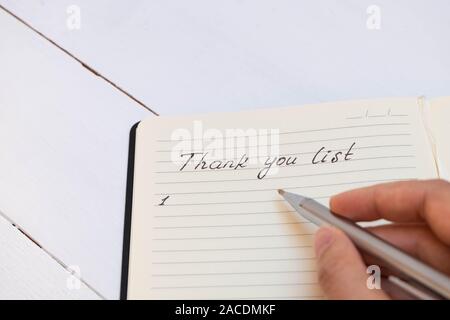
[278,189,450,300]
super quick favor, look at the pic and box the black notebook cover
[120,122,140,300]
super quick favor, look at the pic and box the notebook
[121,96,450,299]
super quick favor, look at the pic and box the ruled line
[346,116,363,120]
[154,155,415,174]
[155,123,410,142]
[154,166,416,185]
[153,233,313,241]
[152,269,316,276]
[154,210,295,218]
[153,177,408,196]
[152,221,312,229]
[155,199,298,207]
[153,257,314,265]
[151,281,318,289]
[152,244,312,253]
[155,133,411,152]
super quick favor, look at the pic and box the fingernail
[329,195,338,209]
[328,197,334,207]
[314,227,335,257]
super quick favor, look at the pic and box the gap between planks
[0,206,105,299]
[0,4,159,116]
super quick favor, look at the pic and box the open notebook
[121,96,450,299]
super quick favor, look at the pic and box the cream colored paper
[127,97,437,299]
[428,97,450,180]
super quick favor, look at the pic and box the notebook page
[127,97,437,299]
[428,97,450,180]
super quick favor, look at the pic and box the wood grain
[1,0,450,115]
[0,211,100,299]
[0,8,151,299]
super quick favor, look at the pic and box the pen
[278,189,450,300]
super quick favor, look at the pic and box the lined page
[127,97,437,299]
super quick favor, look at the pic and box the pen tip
[278,189,285,195]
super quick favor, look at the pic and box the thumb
[314,226,389,300]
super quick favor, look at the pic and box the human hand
[314,179,450,299]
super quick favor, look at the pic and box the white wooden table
[0,0,449,299]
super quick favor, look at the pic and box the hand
[314,179,450,299]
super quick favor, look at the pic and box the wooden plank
[0,8,151,299]
[1,1,450,115]
[0,211,100,299]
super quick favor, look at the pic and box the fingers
[314,226,389,300]
[367,224,450,275]
[330,179,450,245]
